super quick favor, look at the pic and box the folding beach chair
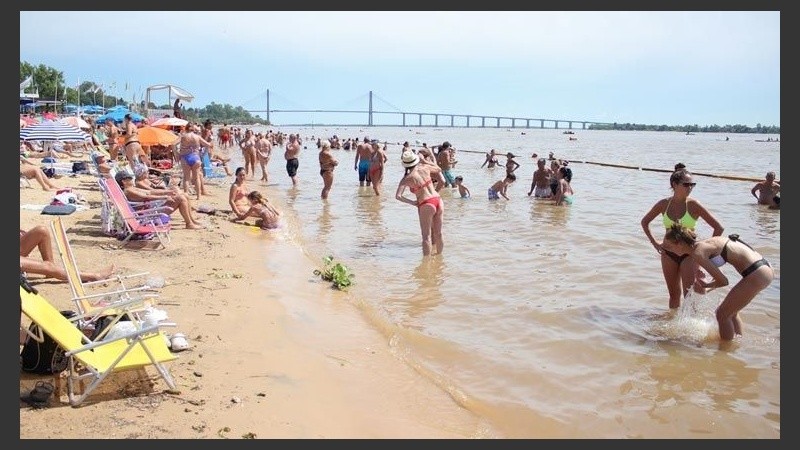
[201,150,227,182]
[50,217,158,320]
[98,177,171,249]
[20,277,177,407]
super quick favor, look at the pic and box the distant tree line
[20,61,268,125]
[588,122,779,134]
[22,61,776,132]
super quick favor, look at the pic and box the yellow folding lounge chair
[20,280,177,407]
[50,217,158,320]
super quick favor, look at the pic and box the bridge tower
[266,89,270,124]
[368,90,373,126]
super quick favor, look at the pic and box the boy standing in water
[488,173,516,200]
[454,176,471,198]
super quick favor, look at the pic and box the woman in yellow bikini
[641,169,724,309]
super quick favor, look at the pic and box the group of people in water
[106,120,782,343]
[641,165,778,342]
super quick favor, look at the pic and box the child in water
[488,173,516,200]
[454,175,471,198]
[233,190,282,229]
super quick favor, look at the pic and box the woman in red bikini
[395,150,446,256]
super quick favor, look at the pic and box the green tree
[20,61,65,102]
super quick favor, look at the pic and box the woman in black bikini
[662,224,774,341]
[395,150,446,256]
[122,114,143,166]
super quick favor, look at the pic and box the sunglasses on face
[681,182,697,187]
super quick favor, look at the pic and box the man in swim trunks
[436,142,456,188]
[284,133,301,186]
[354,135,373,187]
[527,158,553,198]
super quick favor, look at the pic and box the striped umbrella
[19,120,91,142]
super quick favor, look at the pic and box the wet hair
[506,173,517,181]
[455,176,463,182]
[235,167,246,176]
[766,171,776,179]
[674,162,686,171]
[246,190,267,205]
[670,169,692,187]
[559,166,573,182]
[664,224,697,247]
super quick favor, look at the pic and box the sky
[20,11,780,127]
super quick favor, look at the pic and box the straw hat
[401,150,420,168]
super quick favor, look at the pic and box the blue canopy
[80,105,105,114]
[95,109,145,124]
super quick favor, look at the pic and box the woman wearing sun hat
[395,149,447,256]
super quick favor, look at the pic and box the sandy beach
[18,160,487,439]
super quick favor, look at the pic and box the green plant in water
[313,256,354,290]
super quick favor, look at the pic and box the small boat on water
[563,131,575,134]
[755,139,780,142]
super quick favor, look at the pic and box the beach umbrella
[150,117,188,128]
[135,126,180,146]
[19,121,91,142]
[96,109,145,124]
[59,116,91,129]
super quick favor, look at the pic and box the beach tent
[144,84,194,115]
[145,84,194,105]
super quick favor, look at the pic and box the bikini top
[710,234,753,267]
[409,178,433,194]
[662,198,697,229]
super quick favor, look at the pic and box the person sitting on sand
[20,154,58,191]
[229,166,253,217]
[21,226,115,282]
[116,171,205,230]
[232,190,282,229]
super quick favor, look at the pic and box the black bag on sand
[20,310,77,375]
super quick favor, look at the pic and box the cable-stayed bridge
[242,90,614,129]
